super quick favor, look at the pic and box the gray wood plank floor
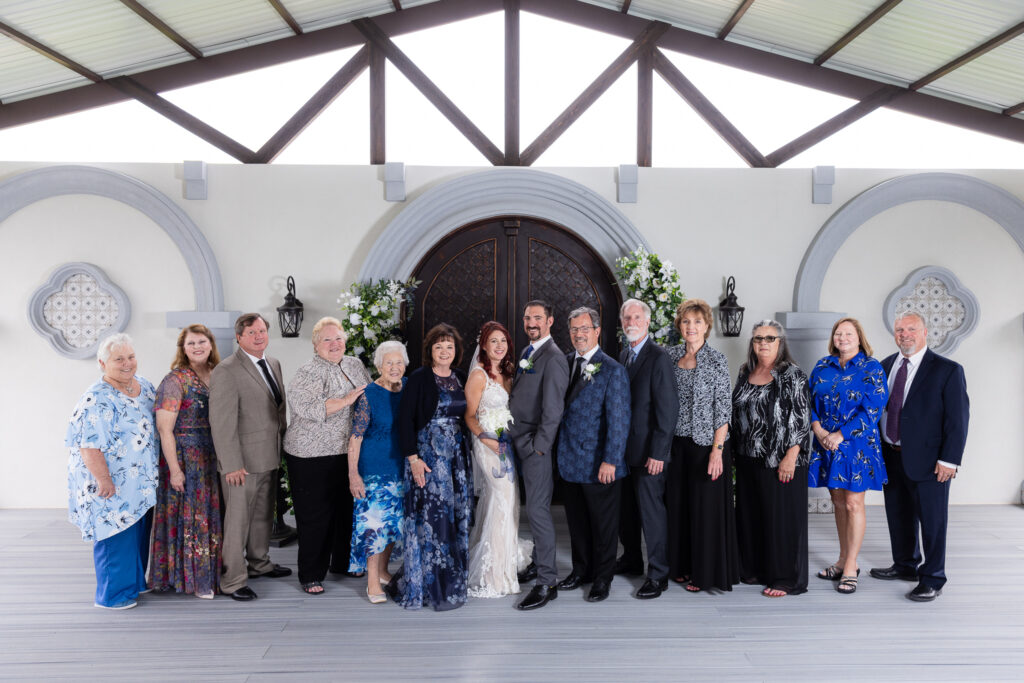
[2,505,1023,682]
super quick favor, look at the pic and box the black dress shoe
[557,572,590,591]
[613,556,644,577]
[869,565,917,581]
[228,586,257,601]
[907,584,942,602]
[586,580,610,602]
[517,562,538,584]
[516,584,557,610]
[249,564,292,579]
[635,578,668,600]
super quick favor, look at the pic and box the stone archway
[0,165,237,349]
[359,168,649,282]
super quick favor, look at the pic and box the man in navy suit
[870,311,969,602]
[615,299,678,599]
[556,307,630,603]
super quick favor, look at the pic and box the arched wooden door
[408,217,622,368]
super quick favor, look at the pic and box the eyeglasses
[569,325,595,334]
[753,335,780,344]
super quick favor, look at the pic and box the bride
[464,321,533,598]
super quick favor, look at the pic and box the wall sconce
[277,276,303,338]
[718,276,744,337]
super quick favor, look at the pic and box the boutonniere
[518,358,534,373]
[583,362,602,382]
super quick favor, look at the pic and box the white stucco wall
[2,162,1020,508]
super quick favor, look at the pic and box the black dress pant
[617,474,643,569]
[881,443,950,590]
[665,436,740,591]
[285,452,353,583]
[563,478,623,584]
[734,455,808,594]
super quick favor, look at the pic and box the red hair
[477,321,515,380]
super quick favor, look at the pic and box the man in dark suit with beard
[870,311,968,602]
[614,299,679,599]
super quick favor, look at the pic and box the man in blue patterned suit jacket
[556,307,631,603]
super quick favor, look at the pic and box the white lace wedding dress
[467,368,533,598]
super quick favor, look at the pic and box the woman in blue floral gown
[149,324,222,599]
[66,333,158,610]
[348,340,408,604]
[808,317,888,595]
[390,324,472,611]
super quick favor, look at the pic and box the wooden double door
[407,217,622,368]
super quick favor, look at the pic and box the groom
[509,300,569,610]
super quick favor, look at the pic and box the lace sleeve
[351,392,371,439]
[155,371,184,412]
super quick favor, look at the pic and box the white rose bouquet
[615,246,685,343]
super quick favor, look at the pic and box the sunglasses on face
[753,335,780,344]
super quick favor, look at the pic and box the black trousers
[562,478,623,584]
[881,443,950,590]
[285,452,353,583]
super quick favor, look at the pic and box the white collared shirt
[882,345,958,470]
[526,335,551,358]
[244,349,278,395]
[573,345,600,366]
[627,334,649,361]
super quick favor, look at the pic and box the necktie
[569,356,585,392]
[258,358,283,406]
[518,344,534,374]
[626,347,637,368]
[885,357,909,443]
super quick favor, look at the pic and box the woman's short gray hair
[97,333,135,365]
[373,340,409,368]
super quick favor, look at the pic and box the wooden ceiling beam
[815,0,902,66]
[505,0,520,165]
[764,84,905,167]
[1004,101,1024,117]
[718,0,756,41]
[267,0,303,35]
[651,48,767,168]
[637,48,652,167]
[353,18,504,165]
[621,0,632,13]
[253,45,370,164]
[369,44,386,165]
[118,0,203,59]
[0,20,103,82]
[392,1,403,10]
[105,76,257,162]
[910,19,1024,91]
[520,21,669,166]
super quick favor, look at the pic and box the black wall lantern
[277,276,304,338]
[718,276,745,337]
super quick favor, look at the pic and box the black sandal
[301,581,325,595]
[836,575,858,594]
[817,564,843,580]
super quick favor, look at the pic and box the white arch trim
[793,172,1024,312]
[0,165,224,311]
[359,168,649,281]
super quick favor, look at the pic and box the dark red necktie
[885,357,909,443]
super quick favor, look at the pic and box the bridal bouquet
[615,246,685,342]
[338,277,419,370]
[479,408,514,441]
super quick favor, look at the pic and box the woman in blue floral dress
[149,324,222,599]
[348,340,408,604]
[808,317,889,595]
[66,333,158,610]
[390,324,472,611]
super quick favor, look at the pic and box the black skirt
[734,455,808,594]
[665,436,740,591]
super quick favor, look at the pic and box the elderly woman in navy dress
[808,317,888,595]
[389,323,472,610]
[348,340,408,604]
[66,333,158,610]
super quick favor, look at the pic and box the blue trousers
[93,513,151,606]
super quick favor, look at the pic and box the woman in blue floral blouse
[808,317,889,595]
[66,333,158,610]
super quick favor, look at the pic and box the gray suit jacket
[508,338,569,458]
[210,347,288,474]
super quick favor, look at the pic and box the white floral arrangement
[337,277,419,370]
[615,246,685,342]
[479,407,514,439]
[583,362,601,382]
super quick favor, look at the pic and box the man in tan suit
[211,313,291,601]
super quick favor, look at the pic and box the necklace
[376,378,401,392]
[104,375,135,394]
